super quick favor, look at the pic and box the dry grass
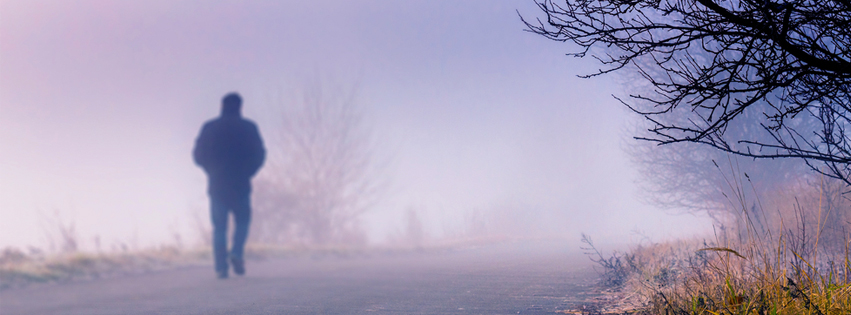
[0,243,365,290]
[0,239,497,290]
[0,246,209,290]
[583,171,851,315]
[581,234,850,314]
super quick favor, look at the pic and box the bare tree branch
[523,0,851,183]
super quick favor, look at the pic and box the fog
[0,0,712,251]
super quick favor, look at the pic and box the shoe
[217,270,229,279]
[230,257,245,276]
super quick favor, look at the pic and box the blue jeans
[210,194,251,273]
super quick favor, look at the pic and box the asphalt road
[0,240,600,315]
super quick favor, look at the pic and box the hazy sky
[0,0,712,250]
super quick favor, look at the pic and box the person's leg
[230,194,251,275]
[210,196,229,278]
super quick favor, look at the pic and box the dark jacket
[193,109,265,201]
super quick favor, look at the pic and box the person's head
[221,92,242,117]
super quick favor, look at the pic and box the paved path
[0,241,599,314]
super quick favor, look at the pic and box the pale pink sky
[0,0,711,250]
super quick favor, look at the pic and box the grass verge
[581,228,850,314]
[0,246,209,290]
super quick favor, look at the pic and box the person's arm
[193,124,211,170]
[247,123,266,177]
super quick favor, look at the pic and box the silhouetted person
[193,92,265,279]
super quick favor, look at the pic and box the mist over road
[1,240,599,314]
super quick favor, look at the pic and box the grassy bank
[577,160,851,314]
[587,236,850,314]
[0,246,209,290]
[0,243,358,290]
[583,210,851,315]
[0,236,511,290]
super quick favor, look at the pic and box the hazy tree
[629,108,851,256]
[252,82,381,246]
[387,207,426,248]
[628,105,809,216]
[524,0,851,183]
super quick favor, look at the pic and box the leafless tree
[627,107,809,216]
[387,207,426,248]
[252,82,381,246]
[523,0,851,183]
